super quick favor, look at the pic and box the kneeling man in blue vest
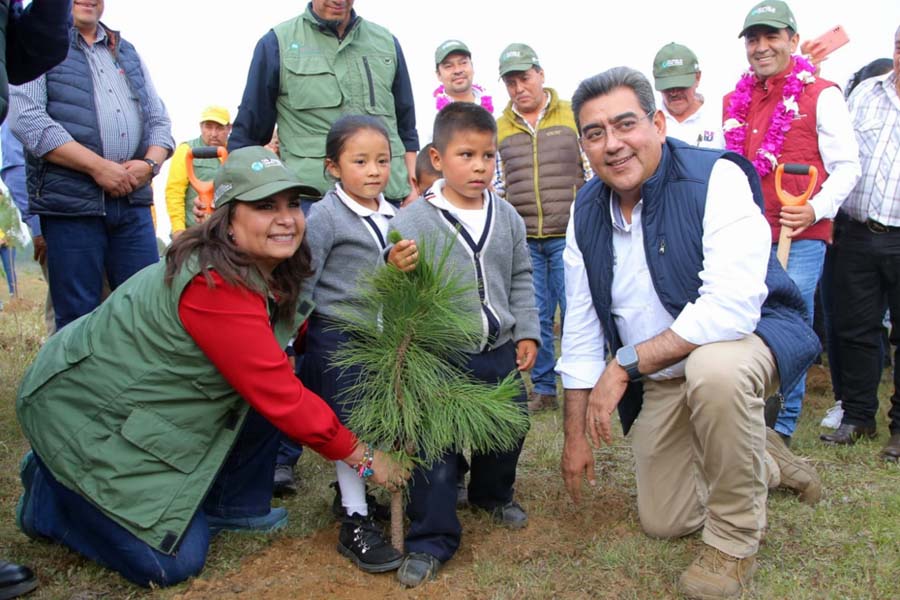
[557,66,822,600]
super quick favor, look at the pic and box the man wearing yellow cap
[165,106,231,238]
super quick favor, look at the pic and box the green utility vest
[183,137,222,228]
[16,259,312,554]
[273,8,410,200]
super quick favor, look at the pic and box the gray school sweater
[303,190,389,321]
[390,191,540,353]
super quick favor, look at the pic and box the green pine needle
[331,231,530,469]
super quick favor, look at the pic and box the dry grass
[1,270,898,599]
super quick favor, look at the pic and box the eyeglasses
[580,111,654,147]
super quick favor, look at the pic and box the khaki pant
[631,334,779,558]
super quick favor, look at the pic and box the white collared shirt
[556,159,771,389]
[425,178,489,241]
[660,100,725,149]
[334,183,396,248]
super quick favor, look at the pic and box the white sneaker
[820,401,843,429]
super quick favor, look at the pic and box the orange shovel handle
[186,146,228,215]
[775,163,818,207]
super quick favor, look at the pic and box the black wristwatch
[142,157,160,177]
[616,345,641,381]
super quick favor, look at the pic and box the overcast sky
[11,1,900,240]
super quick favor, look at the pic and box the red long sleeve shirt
[178,272,356,461]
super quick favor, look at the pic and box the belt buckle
[866,218,889,234]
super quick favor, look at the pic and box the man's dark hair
[432,102,497,152]
[845,57,893,98]
[416,143,441,181]
[571,67,657,132]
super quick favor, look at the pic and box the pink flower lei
[724,55,816,178]
[434,83,494,114]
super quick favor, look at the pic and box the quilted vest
[0,0,9,123]
[26,26,153,216]
[497,88,584,237]
[273,8,410,200]
[572,139,820,433]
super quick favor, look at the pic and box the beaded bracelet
[355,445,375,479]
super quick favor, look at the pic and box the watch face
[617,345,638,368]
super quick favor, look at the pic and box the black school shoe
[337,514,403,573]
[397,552,442,588]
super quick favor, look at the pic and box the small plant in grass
[331,229,530,550]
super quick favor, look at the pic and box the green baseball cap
[435,39,471,65]
[498,43,540,77]
[213,146,317,209]
[739,0,798,37]
[652,43,700,91]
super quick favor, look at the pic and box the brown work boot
[765,427,822,505]
[526,392,558,413]
[677,545,758,599]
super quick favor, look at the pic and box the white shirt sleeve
[670,159,770,344]
[809,86,861,222]
[555,203,607,389]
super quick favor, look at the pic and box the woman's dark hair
[324,114,392,172]
[165,203,313,323]
[844,57,893,99]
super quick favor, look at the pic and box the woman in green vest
[14,146,407,588]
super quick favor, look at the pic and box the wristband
[355,445,375,479]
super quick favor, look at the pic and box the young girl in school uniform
[299,115,418,574]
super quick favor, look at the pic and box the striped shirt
[9,26,173,162]
[844,71,900,226]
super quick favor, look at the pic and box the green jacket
[272,7,410,199]
[497,88,585,238]
[16,259,311,554]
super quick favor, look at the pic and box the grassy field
[1,270,898,599]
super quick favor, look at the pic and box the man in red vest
[723,0,860,445]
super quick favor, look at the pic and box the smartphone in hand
[805,25,850,61]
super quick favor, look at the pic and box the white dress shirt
[661,100,725,149]
[556,159,771,389]
[425,178,489,241]
[334,183,396,248]
[806,86,862,222]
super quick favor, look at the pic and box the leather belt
[865,218,900,234]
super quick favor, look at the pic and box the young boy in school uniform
[388,102,540,587]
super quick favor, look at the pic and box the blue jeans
[26,407,280,587]
[528,237,566,396]
[0,244,16,294]
[41,198,159,330]
[771,239,825,436]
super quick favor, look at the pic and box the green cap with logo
[213,146,318,209]
[652,43,700,91]
[435,39,471,65]
[739,0,797,37]
[498,43,540,77]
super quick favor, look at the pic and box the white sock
[335,461,368,517]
